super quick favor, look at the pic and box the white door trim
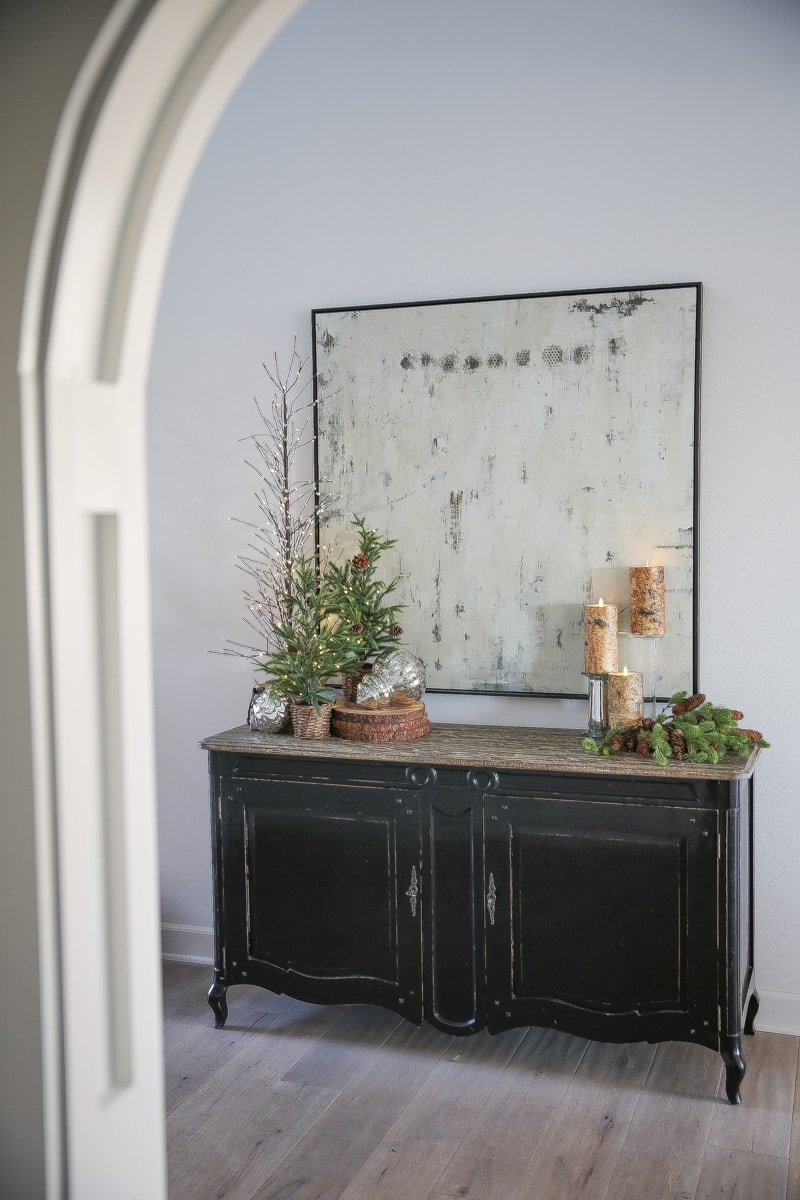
[20,1,306,1194]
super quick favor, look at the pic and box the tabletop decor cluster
[583,563,666,733]
[257,527,409,738]
[584,691,769,765]
[221,343,415,739]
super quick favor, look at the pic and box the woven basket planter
[290,702,333,739]
[341,664,372,704]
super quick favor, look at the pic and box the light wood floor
[164,961,800,1200]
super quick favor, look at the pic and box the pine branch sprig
[584,690,770,763]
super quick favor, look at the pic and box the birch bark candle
[629,564,666,636]
[607,668,644,727]
[583,599,619,674]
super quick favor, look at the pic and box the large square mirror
[314,283,700,697]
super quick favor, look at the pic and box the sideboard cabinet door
[215,773,423,1022]
[483,789,719,1048]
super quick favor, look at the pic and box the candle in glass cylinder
[583,598,619,674]
[607,667,644,728]
[629,564,666,636]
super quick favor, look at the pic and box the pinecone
[738,728,764,742]
[672,693,706,716]
[636,734,652,758]
[641,717,655,731]
[390,624,403,637]
[350,621,365,634]
[667,726,685,748]
[352,554,369,571]
[731,710,744,721]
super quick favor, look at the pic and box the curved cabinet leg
[207,972,228,1028]
[722,1037,745,1105]
[744,989,760,1036]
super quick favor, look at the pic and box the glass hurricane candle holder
[618,632,665,721]
[582,672,608,739]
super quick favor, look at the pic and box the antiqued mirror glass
[314,283,700,697]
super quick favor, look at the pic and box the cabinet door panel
[514,828,687,1008]
[247,808,396,976]
[485,793,718,1044]
[221,778,422,1020]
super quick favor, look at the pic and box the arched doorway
[20,1,306,1194]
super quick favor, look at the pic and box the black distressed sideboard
[201,723,759,1103]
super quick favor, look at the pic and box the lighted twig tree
[222,337,335,663]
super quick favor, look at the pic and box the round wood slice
[331,699,431,742]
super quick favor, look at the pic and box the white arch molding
[19,1,307,1195]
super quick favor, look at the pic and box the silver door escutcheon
[487,872,497,926]
[406,865,419,917]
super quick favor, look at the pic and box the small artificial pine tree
[584,691,769,766]
[257,552,356,713]
[326,515,405,676]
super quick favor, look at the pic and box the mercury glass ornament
[248,682,289,733]
[356,649,426,707]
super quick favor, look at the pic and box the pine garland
[584,691,769,766]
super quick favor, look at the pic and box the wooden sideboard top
[200,722,760,782]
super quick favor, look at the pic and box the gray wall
[0,1,117,1191]
[149,0,800,1024]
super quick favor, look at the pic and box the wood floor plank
[169,1078,339,1200]
[361,1026,530,1145]
[431,1028,591,1199]
[168,1004,372,1195]
[513,1040,657,1200]
[694,1147,789,1200]
[427,1149,533,1200]
[336,1026,531,1200]
[163,966,799,1200]
[426,1194,480,1200]
[165,1004,288,1111]
[788,1045,800,1200]
[278,1004,404,1090]
[603,1042,724,1200]
[708,1033,798,1158]
[163,961,298,1028]
[236,1017,456,1200]
[170,1006,441,1200]
[167,989,350,1117]
[338,1137,461,1200]
[162,962,306,1109]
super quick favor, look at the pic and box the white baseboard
[161,922,213,964]
[753,991,800,1036]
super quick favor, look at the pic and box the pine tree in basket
[257,552,355,714]
[325,515,405,678]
